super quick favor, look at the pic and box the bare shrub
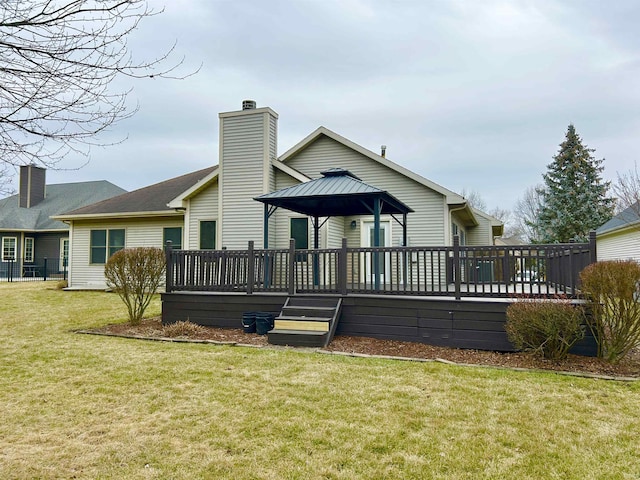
[104,247,165,325]
[580,260,640,363]
[505,296,585,361]
[162,320,208,338]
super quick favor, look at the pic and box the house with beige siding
[56,101,502,289]
[596,202,640,263]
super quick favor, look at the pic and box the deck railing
[165,233,597,299]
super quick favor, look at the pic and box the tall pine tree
[535,124,615,243]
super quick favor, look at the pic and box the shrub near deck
[581,260,640,363]
[505,297,585,360]
[1,283,639,479]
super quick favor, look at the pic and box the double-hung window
[2,237,17,261]
[24,237,34,263]
[90,229,125,264]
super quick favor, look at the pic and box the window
[163,227,182,250]
[2,237,17,261]
[451,222,466,245]
[290,218,308,261]
[24,237,34,263]
[90,229,125,264]
[199,221,216,249]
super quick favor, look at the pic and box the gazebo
[254,168,413,288]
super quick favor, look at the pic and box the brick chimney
[19,164,46,208]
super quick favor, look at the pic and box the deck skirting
[162,292,597,356]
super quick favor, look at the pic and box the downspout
[448,203,468,245]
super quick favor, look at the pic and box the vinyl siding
[68,217,183,288]
[219,110,277,249]
[597,228,640,262]
[466,217,492,245]
[285,135,446,247]
[273,170,311,249]
[188,181,218,249]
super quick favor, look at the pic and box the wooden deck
[162,235,598,354]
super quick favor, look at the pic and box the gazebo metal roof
[254,168,413,218]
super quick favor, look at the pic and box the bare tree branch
[514,185,545,243]
[611,162,640,232]
[0,0,197,170]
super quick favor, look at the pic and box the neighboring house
[56,101,503,289]
[0,165,126,278]
[596,202,640,262]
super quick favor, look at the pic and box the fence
[166,233,596,300]
[1,257,68,282]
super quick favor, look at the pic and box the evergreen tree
[535,124,615,243]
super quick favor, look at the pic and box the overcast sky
[27,0,640,212]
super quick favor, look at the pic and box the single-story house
[0,165,125,278]
[596,201,640,262]
[55,100,503,289]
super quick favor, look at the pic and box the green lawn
[1,282,639,479]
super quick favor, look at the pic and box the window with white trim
[163,227,183,250]
[24,237,34,263]
[2,237,17,261]
[199,221,216,249]
[90,229,125,264]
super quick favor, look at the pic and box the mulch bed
[86,317,640,380]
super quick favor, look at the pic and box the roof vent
[242,100,256,110]
[381,145,387,158]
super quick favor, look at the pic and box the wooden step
[274,319,329,332]
[281,306,335,318]
[267,329,327,347]
[286,296,340,308]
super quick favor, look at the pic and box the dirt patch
[88,317,640,379]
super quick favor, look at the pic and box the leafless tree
[461,188,521,240]
[0,0,193,170]
[461,188,488,212]
[613,162,640,213]
[0,166,14,196]
[514,185,545,243]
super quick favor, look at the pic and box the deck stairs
[267,296,342,348]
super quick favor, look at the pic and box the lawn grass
[1,282,639,479]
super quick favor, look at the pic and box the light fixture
[350,220,357,230]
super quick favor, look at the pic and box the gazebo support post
[403,212,408,287]
[263,204,278,287]
[313,215,320,286]
[373,197,381,290]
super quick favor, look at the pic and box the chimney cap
[242,99,257,110]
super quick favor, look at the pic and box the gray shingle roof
[61,166,217,217]
[0,181,127,231]
[597,201,640,235]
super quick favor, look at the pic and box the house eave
[167,167,219,209]
[271,159,311,183]
[596,222,639,238]
[0,227,69,233]
[52,210,184,222]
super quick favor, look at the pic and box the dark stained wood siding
[162,292,287,328]
[161,293,597,356]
